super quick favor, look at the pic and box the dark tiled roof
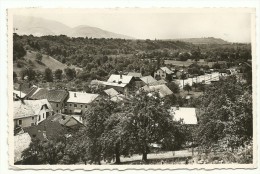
[23,113,82,141]
[23,87,38,98]
[32,89,69,103]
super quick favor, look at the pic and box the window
[38,115,41,121]
[65,103,67,106]
[18,119,22,125]
[46,112,50,117]
[43,113,45,118]
[74,104,77,107]
[56,103,59,107]
[70,110,72,113]
[32,117,34,120]
[81,105,83,108]
[57,110,58,113]
[70,104,72,107]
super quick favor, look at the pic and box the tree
[64,68,76,81]
[196,76,252,150]
[82,97,118,164]
[183,83,192,94]
[13,39,26,61]
[100,112,131,164]
[124,92,178,162]
[167,82,180,93]
[22,137,67,164]
[44,68,53,82]
[36,53,43,62]
[20,68,36,81]
[54,69,63,80]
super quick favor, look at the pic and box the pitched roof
[13,99,53,119]
[127,72,142,78]
[149,79,168,86]
[104,88,119,97]
[170,107,197,124]
[22,86,38,98]
[107,74,133,84]
[140,76,157,85]
[14,132,31,163]
[67,91,99,104]
[31,89,69,103]
[102,81,127,88]
[24,113,83,141]
[142,84,173,98]
[160,67,173,74]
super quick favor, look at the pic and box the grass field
[13,51,82,75]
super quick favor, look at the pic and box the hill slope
[14,16,133,39]
[14,51,82,75]
[173,37,229,44]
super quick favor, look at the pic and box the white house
[13,99,53,128]
[154,67,174,80]
[65,91,99,114]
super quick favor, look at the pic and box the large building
[154,67,174,81]
[13,99,53,128]
[31,89,69,113]
[103,74,135,96]
[141,84,173,98]
[64,91,99,121]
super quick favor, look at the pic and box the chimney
[120,71,123,79]
[74,93,77,97]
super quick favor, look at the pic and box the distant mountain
[14,16,134,39]
[173,37,229,44]
[66,25,134,39]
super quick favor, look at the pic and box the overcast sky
[12,8,252,42]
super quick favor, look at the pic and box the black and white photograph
[7,7,256,169]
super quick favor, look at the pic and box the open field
[164,60,215,67]
[13,51,82,75]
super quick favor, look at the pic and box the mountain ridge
[14,15,134,39]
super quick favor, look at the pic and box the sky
[12,8,253,42]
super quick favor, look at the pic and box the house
[13,99,53,128]
[31,89,69,113]
[154,67,174,81]
[141,76,157,87]
[141,84,173,98]
[24,113,83,141]
[14,132,31,164]
[13,85,39,100]
[103,74,135,96]
[103,88,126,102]
[103,88,119,97]
[64,91,99,119]
[169,107,197,124]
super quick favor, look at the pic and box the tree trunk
[142,153,147,162]
[115,142,121,164]
[115,152,121,164]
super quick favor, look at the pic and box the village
[13,60,242,164]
